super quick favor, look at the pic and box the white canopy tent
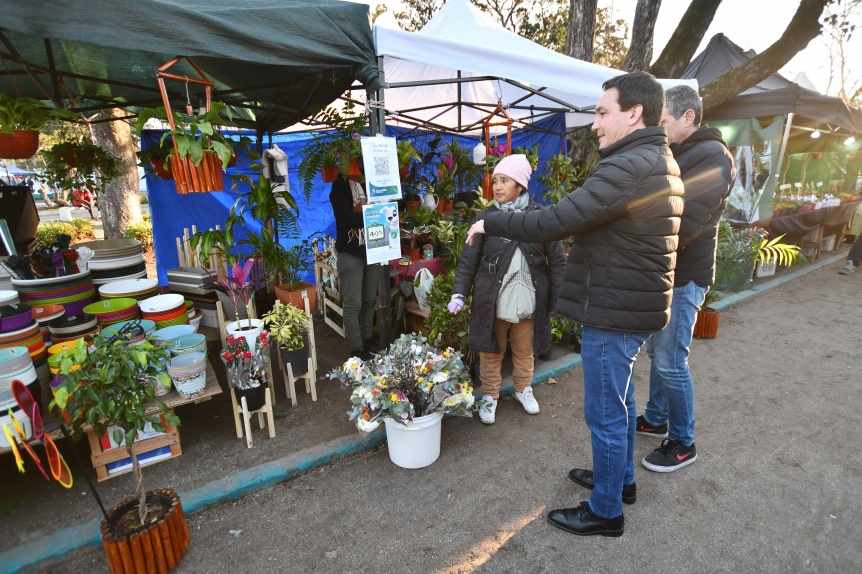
[371,0,698,135]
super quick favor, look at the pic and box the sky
[347,0,861,98]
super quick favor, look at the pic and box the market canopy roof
[0,0,381,136]
[372,0,697,135]
[682,33,862,153]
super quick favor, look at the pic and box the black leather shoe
[568,468,637,505]
[546,501,624,537]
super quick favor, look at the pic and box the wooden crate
[404,300,430,335]
[86,409,182,482]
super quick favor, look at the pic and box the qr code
[373,156,389,177]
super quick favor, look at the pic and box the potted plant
[538,153,579,204]
[328,333,476,468]
[219,330,272,412]
[397,140,420,179]
[297,100,368,197]
[50,335,189,571]
[134,102,235,193]
[208,257,268,346]
[0,94,73,159]
[262,300,311,376]
[41,136,122,196]
[272,238,318,310]
[136,135,175,179]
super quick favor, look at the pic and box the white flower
[442,395,459,407]
[356,418,380,433]
[432,372,449,384]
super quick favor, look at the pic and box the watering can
[421,192,439,211]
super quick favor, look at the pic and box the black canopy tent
[681,33,862,155]
[0,0,381,137]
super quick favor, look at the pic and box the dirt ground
[5,249,861,573]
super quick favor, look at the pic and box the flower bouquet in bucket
[329,334,475,468]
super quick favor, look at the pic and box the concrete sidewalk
[3,250,859,573]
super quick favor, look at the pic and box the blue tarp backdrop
[144,113,566,286]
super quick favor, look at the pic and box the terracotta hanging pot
[321,166,338,183]
[347,157,362,177]
[150,159,173,180]
[0,130,40,159]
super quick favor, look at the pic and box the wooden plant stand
[230,387,275,448]
[86,410,181,482]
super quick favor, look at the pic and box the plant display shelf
[312,236,345,338]
[82,361,221,481]
[403,300,430,336]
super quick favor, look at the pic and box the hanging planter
[0,129,40,159]
[321,166,339,183]
[150,158,173,180]
[170,151,223,194]
[347,157,362,177]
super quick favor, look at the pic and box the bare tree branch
[650,0,723,78]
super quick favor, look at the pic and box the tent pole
[775,113,794,186]
[373,55,392,348]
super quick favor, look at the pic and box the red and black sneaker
[635,414,668,438]
[642,439,697,472]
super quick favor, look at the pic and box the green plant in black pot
[262,300,311,376]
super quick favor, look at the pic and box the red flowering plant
[207,257,267,330]
[220,331,271,390]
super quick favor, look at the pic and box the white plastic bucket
[383,411,444,469]
[58,207,72,222]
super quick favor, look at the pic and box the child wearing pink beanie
[492,154,533,191]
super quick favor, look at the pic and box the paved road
[20,258,862,574]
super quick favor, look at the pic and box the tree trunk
[621,0,662,71]
[563,0,598,61]
[90,108,142,240]
[701,0,830,110]
[650,0,723,78]
[842,146,862,194]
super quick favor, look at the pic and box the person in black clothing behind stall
[329,171,378,360]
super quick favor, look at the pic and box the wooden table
[767,202,858,260]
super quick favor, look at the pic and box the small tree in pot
[50,333,191,569]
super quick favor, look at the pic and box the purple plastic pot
[0,304,34,333]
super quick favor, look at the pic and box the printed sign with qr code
[361,135,401,203]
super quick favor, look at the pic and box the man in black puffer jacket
[466,72,684,537]
[638,85,735,473]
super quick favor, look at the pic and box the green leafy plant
[513,145,540,171]
[135,102,236,169]
[35,219,95,248]
[41,137,122,194]
[397,140,421,169]
[123,220,153,252]
[0,94,74,133]
[423,270,471,355]
[550,314,582,344]
[261,301,310,351]
[50,335,176,526]
[538,152,578,204]
[297,99,368,197]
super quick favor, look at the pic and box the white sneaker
[478,395,497,424]
[514,387,540,414]
[839,260,856,275]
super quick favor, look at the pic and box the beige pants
[479,318,535,399]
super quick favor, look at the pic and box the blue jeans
[643,281,707,446]
[581,326,649,519]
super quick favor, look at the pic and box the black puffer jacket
[452,200,565,355]
[483,127,684,333]
[672,127,736,287]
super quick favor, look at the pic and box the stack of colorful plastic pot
[98,278,159,302]
[73,239,146,285]
[32,304,65,345]
[11,271,96,317]
[166,352,206,399]
[83,298,141,328]
[0,346,39,426]
[48,313,99,345]
[140,294,189,329]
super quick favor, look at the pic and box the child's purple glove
[447,296,465,314]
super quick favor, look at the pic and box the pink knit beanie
[492,154,532,190]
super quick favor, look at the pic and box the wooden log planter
[169,151,223,194]
[100,488,190,573]
[693,309,719,339]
